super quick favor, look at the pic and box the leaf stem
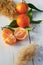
[27,3,43,12]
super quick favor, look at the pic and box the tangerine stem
[29,32,34,65]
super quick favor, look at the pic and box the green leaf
[27,3,43,12]
[25,27,35,31]
[1,26,14,31]
[22,0,26,2]
[27,9,32,21]
[9,20,18,28]
[31,20,42,24]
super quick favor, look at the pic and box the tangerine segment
[4,35,16,45]
[14,27,28,40]
[2,28,13,39]
[2,28,16,45]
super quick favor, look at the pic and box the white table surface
[0,0,43,65]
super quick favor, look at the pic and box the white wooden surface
[0,0,43,65]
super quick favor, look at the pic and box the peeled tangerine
[14,27,28,40]
[2,28,16,45]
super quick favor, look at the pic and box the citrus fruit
[16,14,30,28]
[16,2,28,14]
[14,27,28,40]
[2,28,16,45]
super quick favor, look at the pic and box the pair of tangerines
[2,27,28,45]
[16,2,30,28]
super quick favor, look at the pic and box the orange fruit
[4,35,16,45]
[14,27,28,40]
[16,2,28,14]
[2,28,16,45]
[16,14,30,28]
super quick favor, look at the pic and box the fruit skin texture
[16,14,30,28]
[14,27,28,40]
[2,28,16,45]
[16,2,28,14]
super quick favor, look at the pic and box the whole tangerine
[16,14,30,28]
[16,2,28,14]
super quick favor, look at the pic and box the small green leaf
[27,3,43,12]
[27,9,32,21]
[31,20,42,24]
[1,26,14,31]
[9,20,18,28]
[25,27,35,31]
[22,0,26,2]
